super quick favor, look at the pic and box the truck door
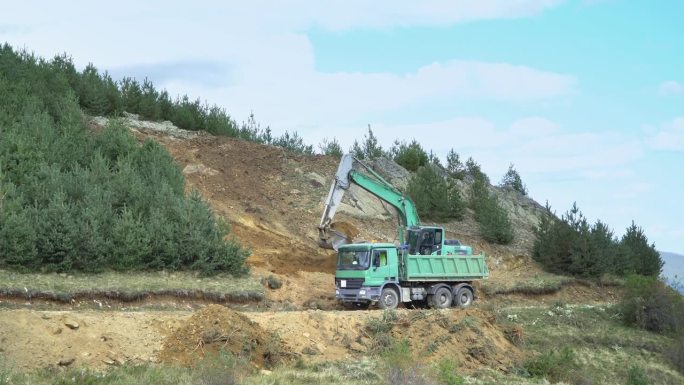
[368,248,392,286]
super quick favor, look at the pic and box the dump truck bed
[401,252,489,281]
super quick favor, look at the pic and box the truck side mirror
[373,256,380,268]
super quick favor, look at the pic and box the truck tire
[454,287,473,308]
[378,287,399,310]
[430,287,453,309]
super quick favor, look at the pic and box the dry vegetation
[0,270,263,304]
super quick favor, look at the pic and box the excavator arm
[318,154,420,249]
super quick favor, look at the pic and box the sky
[2,1,683,257]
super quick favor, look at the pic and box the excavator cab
[407,227,443,255]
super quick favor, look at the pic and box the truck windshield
[337,250,370,270]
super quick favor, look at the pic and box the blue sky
[1,1,683,261]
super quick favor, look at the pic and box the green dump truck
[319,154,489,310]
[335,226,489,309]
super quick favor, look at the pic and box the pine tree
[500,163,528,195]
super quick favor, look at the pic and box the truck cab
[335,243,399,307]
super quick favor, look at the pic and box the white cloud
[1,1,564,34]
[648,118,684,151]
[612,182,653,200]
[510,117,560,136]
[0,1,574,133]
[658,80,683,96]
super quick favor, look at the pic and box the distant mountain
[660,251,684,294]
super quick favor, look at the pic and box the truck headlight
[335,290,339,295]
[359,289,366,296]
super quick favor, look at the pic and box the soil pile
[380,309,521,371]
[247,308,521,372]
[159,304,287,368]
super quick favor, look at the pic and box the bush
[619,275,684,334]
[318,137,343,158]
[407,166,463,221]
[390,139,428,172]
[499,163,527,195]
[465,157,488,183]
[271,130,314,155]
[469,174,513,244]
[626,365,649,385]
[477,194,514,244]
[533,202,664,278]
[446,149,465,180]
[351,126,384,160]
[524,347,578,383]
[436,359,465,385]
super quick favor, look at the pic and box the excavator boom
[318,154,420,249]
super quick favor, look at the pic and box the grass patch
[495,303,684,384]
[0,270,263,303]
[481,273,575,296]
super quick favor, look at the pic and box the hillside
[2,112,682,385]
[91,113,559,306]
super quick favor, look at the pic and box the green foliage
[524,347,578,383]
[271,130,314,156]
[534,202,664,278]
[621,221,663,276]
[319,137,343,158]
[0,45,249,276]
[666,337,684,374]
[2,43,311,155]
[407,166,463,221]
[626,365,649,385]
[499,163,527,195]
[468,173,513,244]
[619,275,684,335]
[351,126,384,160]
[436,359,465,385]
[390,139,428,172]
[477,194,514,244]
[446,149,465,180]
[464,157,489,183]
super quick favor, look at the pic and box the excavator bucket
[318,228,350,250]
[318,221,360,250]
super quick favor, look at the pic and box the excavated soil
[248,308,522,371]
[0,307,520,373]
[0,309,187,371]
[159,305,287,368]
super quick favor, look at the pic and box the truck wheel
[430,287,452,309]
[454,287,473,308]
[378,287,399,310]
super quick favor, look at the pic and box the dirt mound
[159,304,287,368]
[247,308,520,372]
[384,309,520,371]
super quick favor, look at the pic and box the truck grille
[335,278,364,289]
